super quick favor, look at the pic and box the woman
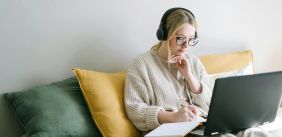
[124,7,213,133]
[124,7,273,137]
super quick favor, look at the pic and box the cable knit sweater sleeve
[187,54,215,112]
[124,55,164,132]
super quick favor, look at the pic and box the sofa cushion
[72,68,142,137]
[4,77,102,137]
[200,50,253,78]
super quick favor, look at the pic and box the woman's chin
[175,50,187,55]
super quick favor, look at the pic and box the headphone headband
[156,7,197,40]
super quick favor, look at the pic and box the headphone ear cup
[156,26,167,40]
[156,28,163,40]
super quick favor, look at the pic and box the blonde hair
[152,9,197,65]
[166,9,197,40]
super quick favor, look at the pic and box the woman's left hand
[172,55,191,77]
[172,55,202,94]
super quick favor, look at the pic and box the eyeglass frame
[174,32,199,47]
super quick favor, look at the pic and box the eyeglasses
[175,35,199,47]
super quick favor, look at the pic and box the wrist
[184,72,193,81]
[158,110,176,123]
[184,72,202,94]
[170,112,177,122]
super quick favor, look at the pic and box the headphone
[156,7,197,41]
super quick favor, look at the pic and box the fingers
[181,101,189,107]
[187,111,196,120]
[184,112,191,121]
[180,106,197,121]
[183,111,196,121]
[172,55,187,64]
[187,105,198,115]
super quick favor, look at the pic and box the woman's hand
[173,105,197,122]
[157,105,198,124]
[172,54,202,94]
[172,55,191,77]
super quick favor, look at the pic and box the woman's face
[168,23,196,56]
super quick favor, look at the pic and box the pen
[186,92,208,118]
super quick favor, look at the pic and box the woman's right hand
[173,105,197,122]
[157,105,198,124]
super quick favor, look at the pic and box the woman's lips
[178,49,185,53]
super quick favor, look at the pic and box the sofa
[2,50,282,137]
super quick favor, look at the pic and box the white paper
[145,116,206,137]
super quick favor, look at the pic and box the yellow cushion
[199,50,253,74]
[72,68,141,137]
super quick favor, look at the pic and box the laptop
[190,71,282,136]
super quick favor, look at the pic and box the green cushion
[4,77,102,137]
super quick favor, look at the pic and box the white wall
[1,0,282,136]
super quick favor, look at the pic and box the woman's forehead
[174,24,196,37]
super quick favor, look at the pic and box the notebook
[145,115,206,137]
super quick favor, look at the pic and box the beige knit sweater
[124,50,215,132]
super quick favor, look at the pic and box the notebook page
[145,116,206,137]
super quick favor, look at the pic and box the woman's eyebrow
[175,34,195,38]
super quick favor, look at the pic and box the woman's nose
[182,43,188,48]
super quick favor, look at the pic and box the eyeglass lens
[176,37,198,46]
